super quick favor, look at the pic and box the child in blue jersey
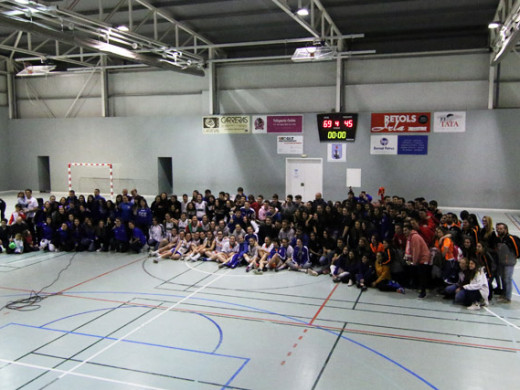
[286,238,318,276]
[128,221,147,253]
[38,216,56,252]
[56,223,74,252]
[117,195,134,223]
[111,218,129,252]
[266,238,287,271]
[134,198,153,237]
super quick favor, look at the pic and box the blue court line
[2,321,249,390]
[40,305,223,354]
[48,290,439,390]
[6,323,243,360]
[514,280,520,296]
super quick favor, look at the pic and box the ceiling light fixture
[488,21,501,29]
[296,7,309,17]
[116,25,129,32]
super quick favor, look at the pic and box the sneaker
[218,263,226,269]
[497,297,511,303]
[361,286,368,292]
[253,268,263,275]
[467,302,481,310]
[332,276,340,283]
[397,287,405,294]
[347,280,353,287]
[307,269,318,276]
[153,258,158,264]
[417,292,426,299]
[245,266,251,273]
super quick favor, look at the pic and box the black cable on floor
[1,252,78,312]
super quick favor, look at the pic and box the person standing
[496,223,517,303]
[403,223,431,299]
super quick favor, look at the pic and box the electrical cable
[1,252,78,312]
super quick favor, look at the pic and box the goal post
[68,162,114,199]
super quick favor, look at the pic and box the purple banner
[267,115,303,133]
[397,135,428,155]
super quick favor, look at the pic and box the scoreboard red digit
[317,113,358,142]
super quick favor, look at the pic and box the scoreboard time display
[317,113,358,142]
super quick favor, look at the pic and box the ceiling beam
[0,13,204,76]
[490,0,520,64]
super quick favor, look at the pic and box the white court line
[484,306,520,331]
[183,259,271,277]
[0,358,168,390]
[57,268,231,381]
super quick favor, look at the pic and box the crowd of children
[0,187,518,310]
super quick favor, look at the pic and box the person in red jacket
[403,223,431,299]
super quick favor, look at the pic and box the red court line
[309,283,339,325]
[59,257,145,293]
[50,292,520,353]
[1,285,519,353]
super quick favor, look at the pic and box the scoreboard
[317,113,358,142]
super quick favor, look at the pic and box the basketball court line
[484,306,520,331]
[29,352,250,390]
[54,269,232,384]
[4,289,515,354]
[0,358,172,390]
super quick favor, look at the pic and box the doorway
[37,156,51,193]
[285,158,323,202]
[158,157,173,195]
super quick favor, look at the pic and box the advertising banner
[371,112,431,133]
[433,112,466,133]
[397,135,428,155]
[370,135,398,155]
[277,135,303,154]
[371,135,428,155]
[203,116,250,134]
[252,115,303,134]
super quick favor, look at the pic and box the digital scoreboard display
[317,113,358,142]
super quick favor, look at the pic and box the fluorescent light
[296,8,309,16]
[17,64,56,77]
[116,25,129,32]
[15,0,31,4]
[488,21,501,29]
[93,42,137,59]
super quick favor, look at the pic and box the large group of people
[0,187,518,310]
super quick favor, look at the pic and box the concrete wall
[2,51,520,207]
[0,107,9,190]
[5,108,520,209]
[9,52,501,118]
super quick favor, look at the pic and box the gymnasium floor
[0,192,519,390]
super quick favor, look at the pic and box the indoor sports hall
[1,1,520,389]
[0,193,519,389]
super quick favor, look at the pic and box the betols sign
[371,112,431,133]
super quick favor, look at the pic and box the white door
[285,158,323,202]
